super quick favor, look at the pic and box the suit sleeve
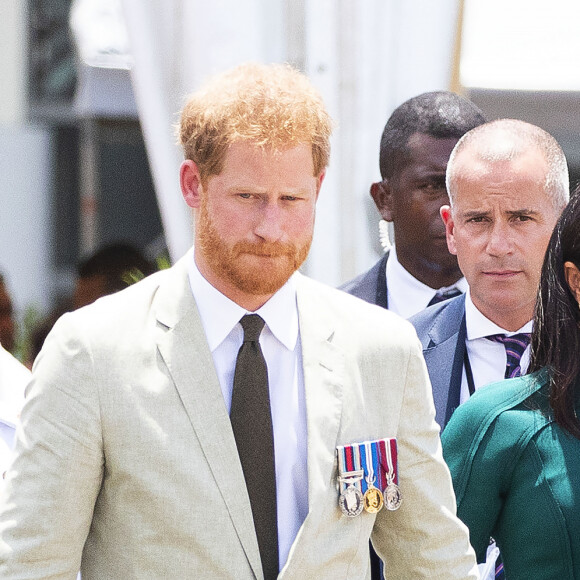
[371,336,479,579]
[0,313,104,579]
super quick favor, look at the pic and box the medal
[339,482,364,517]
[337,470,364,517]
[362,441,383,513]
[380,439,402,511]
[337,438,401,517]
[384,477,402,511]
[363,485,384,513]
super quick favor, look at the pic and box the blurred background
[0,0,579,361]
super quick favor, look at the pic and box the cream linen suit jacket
[0,252,477,579]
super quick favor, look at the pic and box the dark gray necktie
[230,314,279,579]
[427,287,462,307]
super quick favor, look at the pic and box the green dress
[442,370,580,579]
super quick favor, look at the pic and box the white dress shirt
[386,246,468,318]
[460,292,533,404]
[0,345,30,476]
[188,257,308,571]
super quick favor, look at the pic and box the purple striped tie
[486,333,531,378]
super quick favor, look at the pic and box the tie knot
[428,287,462,306]
[240,314,265,343]
[486,333,531,350]
[486,333,531,378]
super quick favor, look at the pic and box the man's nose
[253,201,284,242]
[485,221,513,256]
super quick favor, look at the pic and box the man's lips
[482,270,522,278]
[244,252,285,257]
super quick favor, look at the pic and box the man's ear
[370,180,393,222]
[180,160,203,208]
[314,170,326,201]
[440,205,457,255]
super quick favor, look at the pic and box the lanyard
[464,348,476,396]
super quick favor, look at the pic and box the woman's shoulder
[447,371,547,433]
[442,371,551,466]
[442,371,552,503]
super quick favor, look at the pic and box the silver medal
[339,483,364,517]
[337,469,364,517]
[384,480,402,511]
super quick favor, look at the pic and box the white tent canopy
[120,0,460,282]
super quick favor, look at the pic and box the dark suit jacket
[339,253,389,309]
[408,295,467,430]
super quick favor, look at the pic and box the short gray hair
[446,119,569,209]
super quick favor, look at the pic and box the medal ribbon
[378,438,398,485]
[338,439,397,494]
[337,445,363,493]
[364,440,380,493]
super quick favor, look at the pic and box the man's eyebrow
[505,208,540,216]
[412,168,447,179]
[416,175,447,183]
[460,209,491,219]
[459,208,541,219]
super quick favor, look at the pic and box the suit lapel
[423,296,466,429]
[295,277,344,513]
[279,277,344,577]
[154,254,263,579]
[375,251,389,309]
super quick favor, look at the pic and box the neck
[476,303,533,333]
[195,256,276,312]
[397,253,463,289]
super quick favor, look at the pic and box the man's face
[372,133,461,287]
[441,148,561,331]
[0,281,15,352]
[189,142,323,309]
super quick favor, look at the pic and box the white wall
[0,126,54,316]
[0,2,26,125]
[0,4,54,318]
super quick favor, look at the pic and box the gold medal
[363,485,384,513]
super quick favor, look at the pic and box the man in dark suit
[341,92,486,318]
[410,118,569,430]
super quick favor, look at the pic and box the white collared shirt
[385,246,468,318]
[460,291,533,404]
[187,256,308,570]
[0,345,30,476]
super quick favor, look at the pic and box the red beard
[197,201,311,295]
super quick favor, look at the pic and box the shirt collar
[465,290,533,340]
[386,245,468,317]
[187,252,298,352]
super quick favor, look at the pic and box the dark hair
[378,91,486,179]
[529,185,580,438]
[78,242,156,294]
